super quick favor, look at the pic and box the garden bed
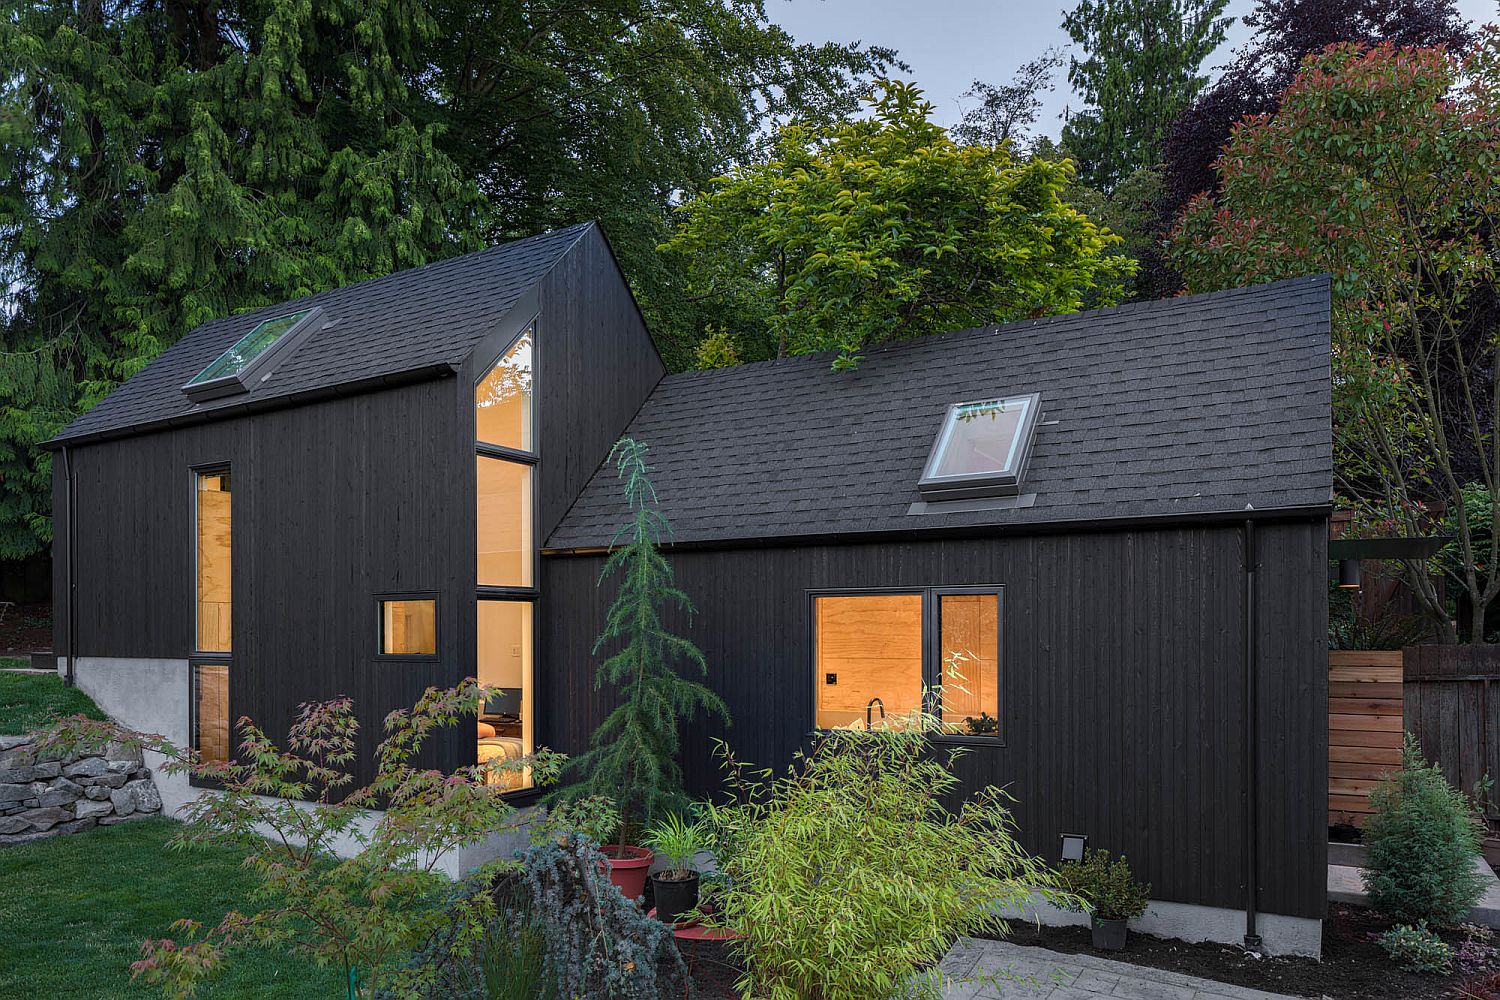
[0,601,50,657]
[989,904,1497,1000]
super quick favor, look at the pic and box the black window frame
[807,585,1006,746]
[917,393,1042,501]
[374,591,441,660]
[189,462,235,789]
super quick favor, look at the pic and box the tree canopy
[660,81,1135,370]
[1170,34,1500,641]
[1060,0,1232,191]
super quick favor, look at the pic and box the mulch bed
[993,904,1499,999]
[0,601,50,658]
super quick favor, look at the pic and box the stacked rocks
[0,733,163,846]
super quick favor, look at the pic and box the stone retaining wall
[0,733,162,846]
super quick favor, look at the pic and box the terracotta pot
[602,844,653,903]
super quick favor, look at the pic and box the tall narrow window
[477,600,534,789]
[937,593,1001,737]
[814,594,924,730]
[193,663,230,763]
[196,470,232,652]
[474,324,538,792]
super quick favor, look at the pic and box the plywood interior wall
[476,457,532,587]
[196,476,231,652]
[195,663,230,762]
[1328,649,1404,825]
[815,594,923,728]
[382,600,436,655]
[939,594,999,726]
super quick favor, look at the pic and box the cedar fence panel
[1328,650,1404,826]
[1403,645,1500,828]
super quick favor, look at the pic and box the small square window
[379,598,437,656]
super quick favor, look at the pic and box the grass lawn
[0,668,106,735]
[0,817,346,999]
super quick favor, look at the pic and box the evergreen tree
[565,438,727,849]
[1061,0,1232,190]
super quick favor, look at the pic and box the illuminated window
[379,598,437,656]
[813,588,1003,739]
[477,600,534,790]
[475,329,533,452]
[193,663,230,763]
[196,470,231,653]
[476,457,533,587]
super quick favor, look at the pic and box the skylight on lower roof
[918,394,1042,500]
[182,307,323,403]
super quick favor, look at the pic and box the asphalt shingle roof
[546,274,1332,549]
[51,223,594,445]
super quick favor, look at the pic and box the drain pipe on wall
[61,444,76,689]
[1242,518,1261,952]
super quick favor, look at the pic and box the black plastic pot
[1090,916,1128,951]
[650,871,700,925]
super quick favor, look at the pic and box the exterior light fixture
[1337,559,1361,590]
[1060,833,1088,863]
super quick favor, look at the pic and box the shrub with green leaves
[1378,922,1454,974]
[700,723,1067,1000]
[1056,850,1150,922]
[1364,734,1489,927]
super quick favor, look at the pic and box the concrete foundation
[998,893,1322,959]
[58,656,530,877]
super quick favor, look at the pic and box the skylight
[918,394,1042,500]
[182,307,323,403]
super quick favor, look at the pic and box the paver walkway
[938,938,1301,1000]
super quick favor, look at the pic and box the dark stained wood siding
[53,377,470,784]
[539,519,1328,919]
[532,227,664,539]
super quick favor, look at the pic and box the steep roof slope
[547,274,1332,549]
[50,223,594,445]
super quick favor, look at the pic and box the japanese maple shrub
[40,680,561,999]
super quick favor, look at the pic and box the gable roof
[546,275,1333,550]
[48,223,595,446]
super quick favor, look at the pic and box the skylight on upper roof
[182,307,324,403]
[918,393,1042,500]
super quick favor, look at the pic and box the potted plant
[644,813,711,925]
[551,439,729,904]
[1056,849,1150,951]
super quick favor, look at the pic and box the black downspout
[1243,519,1261,951]
[62,445,76,689]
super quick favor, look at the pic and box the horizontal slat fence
[1404,645,1500,829]
[1328,650,1404,826]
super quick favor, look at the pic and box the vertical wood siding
[540,520,1328,919]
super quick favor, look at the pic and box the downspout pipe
[62,444,76,689]
[1242,518,1261,952]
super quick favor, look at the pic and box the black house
[47,224,1332,955]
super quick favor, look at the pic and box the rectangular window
[196,470,232,653]
[812,588,1002,739]
[814,594,924,730]
[193,663,230,763]
[477,600,534,790]
[379,598,437,656]
[476,457,533,587]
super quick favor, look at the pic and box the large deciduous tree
[1170,36,1500,642]
[661,81,1135,370]
[1060,0,1232,191]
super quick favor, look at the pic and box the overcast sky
[770,0,1500,133]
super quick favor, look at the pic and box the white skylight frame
[181,306,326,404]
[918,393,1043,501]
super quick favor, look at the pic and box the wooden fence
[1328,650,1405,826]
[1404,645,1500,829]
